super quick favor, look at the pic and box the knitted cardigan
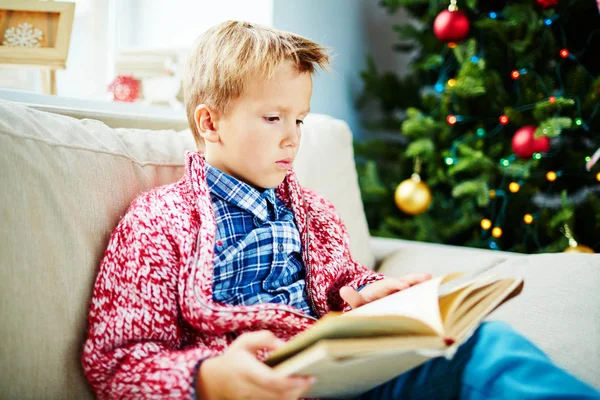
[82,151,384,399]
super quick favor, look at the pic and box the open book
[265,263,524,399]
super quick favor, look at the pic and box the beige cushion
[295,114,375,269]
[0,99,374,399]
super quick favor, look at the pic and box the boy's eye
[265,116,280,123]
[296,120,304,126]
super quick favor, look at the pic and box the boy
[82,21,599,399]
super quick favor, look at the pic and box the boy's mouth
[275,158,293,170]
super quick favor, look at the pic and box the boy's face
[205,60,312,189]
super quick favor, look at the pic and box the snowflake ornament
[3,22,43,48]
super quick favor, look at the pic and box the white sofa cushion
[0,99,374,399]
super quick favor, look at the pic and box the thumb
[340,286,365,309]
[234,330,284,353]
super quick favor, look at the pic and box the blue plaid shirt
[206,163,317,318]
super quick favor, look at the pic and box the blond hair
[183,20,330,149]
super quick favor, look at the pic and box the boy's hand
[340,273,432,310]
[197,330,315,400]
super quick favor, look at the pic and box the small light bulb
[499,115,509,125]
[596,172,600,182]
[524,214,533,224]
[509,182,520,193]
[447,78,457,87]
[489,11,498,19]
[489,190,496,199]
[548,96,556,104]
[533,153,542,160]
[575,118,583,126]
[445,157,455,165]
[546,171,557,182]
[559,49,569,58]
[447,115,457,125]
[492,227,503,238]
[481,219,492,230]
[448,42,457,49]
[511,70,520,80]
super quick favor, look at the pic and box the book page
[342,276,445,336]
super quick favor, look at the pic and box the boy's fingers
[339,286,365,309]
[235,330,284,352]
[249,364,314,394]
[399,273,433,286]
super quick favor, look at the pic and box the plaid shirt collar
[205,162,278,222]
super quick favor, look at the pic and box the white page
[342,276,445,336]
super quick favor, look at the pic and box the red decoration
[536,0,558,8]
[107,75,141,103]
[512,125,551,159]
[434,10,470,42]
[499,115,510,125]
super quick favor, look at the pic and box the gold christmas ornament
[395,173,432,215]
[563,245,595,254]
[561,224,595,254]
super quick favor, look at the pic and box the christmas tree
[355,0,600,253]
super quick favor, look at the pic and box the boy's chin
[248,174,287,190]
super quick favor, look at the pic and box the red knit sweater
[82,151,384,399]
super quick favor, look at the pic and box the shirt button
[278,243,284,253]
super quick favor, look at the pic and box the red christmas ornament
[434,9,470,42]
[512,126,551,159]
[536,0,558,9]
[107,75,141,103]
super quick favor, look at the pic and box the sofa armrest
[370,236,522,275]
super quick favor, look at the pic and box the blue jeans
[357,321,600,399]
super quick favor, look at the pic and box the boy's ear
[194,104,220,143]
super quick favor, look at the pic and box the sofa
[0,97,598,399]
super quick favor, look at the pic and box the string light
[447,115,457,125]
[447,78,457,87]
[596,172,600,182]
[448,42,457,49]
[524,214,534,224]
[511,70,520,80]
[575,118,583,126]
[489,11,498,19]
[477,128,486,137]
[509,182,520,193]
[499,115,509,125]
[546,171,557,182]
[471,56,480,63]
[434,82,444,92]
[489,190,496,199]
[445,157,455,165]
[489,240,499,250]
[544,18,553,26]
[492,227,503,238]
[533,153,542,160]
[548,96,556,104]
[481,219,492,230]
[559,49,569,58]
[585,156,591,162]
[500,158,510,167]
